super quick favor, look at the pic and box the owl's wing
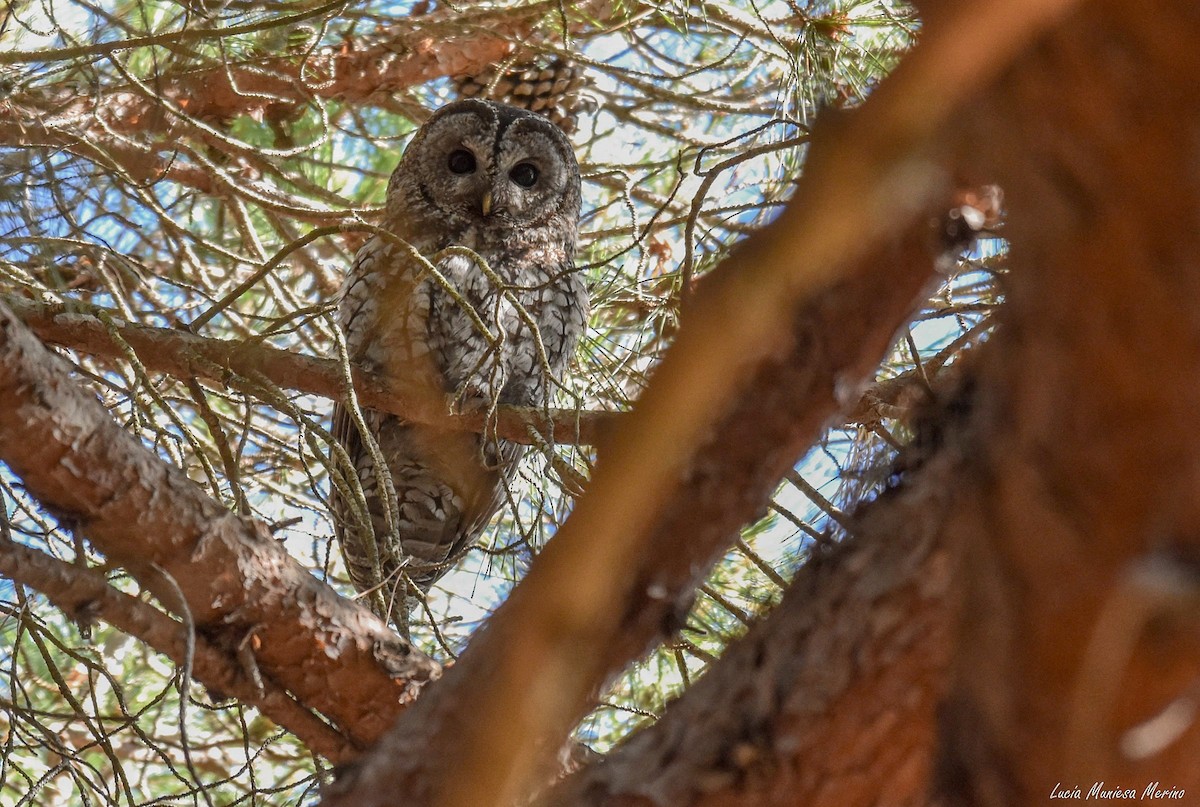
[330,239,511,628]
[539,263,590,378]
[330,235,431,622]
[328,399,387,617]
[329,237,385,570]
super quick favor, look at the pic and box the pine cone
[453,58,588,134]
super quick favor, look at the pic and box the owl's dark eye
[447,149,476,175]
[509,162,539,188]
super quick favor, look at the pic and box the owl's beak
[481,192,494,217]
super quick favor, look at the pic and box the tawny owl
[331,99,587,635]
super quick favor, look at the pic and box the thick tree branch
[323,210,947,803]
[319,0,1059,801]
[938,1,1200,802]
[5,294,911,449]
[542,447,960,807]
[0,538,357,763]
[0,302,441,751]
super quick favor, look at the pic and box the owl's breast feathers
[338,233,499,514]
[332,230,584,616]
[341,232,578,395]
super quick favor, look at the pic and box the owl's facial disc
[405,109,496,222]
[396,100,580,239]
[485,121,572,225]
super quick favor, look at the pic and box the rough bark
[1,4,614,159]
[937,1,1200,802]
[542,448,959,807]
[0,303,440,750]
[558,3,1200,803]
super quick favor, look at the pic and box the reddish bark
[0,5,612,222]
[1,4,610,150]
[542,450,957,807]
[579,4,1200,803]
[0,303,440,749]
[938,1,1200,802]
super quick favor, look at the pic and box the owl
[331,99,587,636]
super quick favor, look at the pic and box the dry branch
[0,5,618,230]
[0,537,357,763]
[0,302,440,750]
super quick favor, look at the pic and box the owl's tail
[330,404,520,637]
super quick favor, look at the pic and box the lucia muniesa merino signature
[1050,782,1186,800]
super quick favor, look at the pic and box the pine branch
[3,295,615,447]
[0,302,441,750]
[3,294,933,450]
[0,538,359,763]
[1,3,607,142]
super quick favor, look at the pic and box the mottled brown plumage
[331,100,587,634]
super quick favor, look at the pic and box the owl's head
[387,99,581,248]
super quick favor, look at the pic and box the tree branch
[6,120,356,226]
[543,4,1200,804]
[0,538,358,763]
[936,1,1200,802]
[3,293,921,448]
[542,446,960,806]
[0,0,350,65]
[1,3,606,143]
[3,295,615,447]
[0,302,441,751]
